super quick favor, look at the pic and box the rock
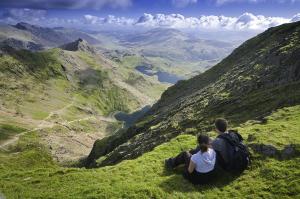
[250,144,278,156]
[59,38,96,54]
[0,38,43,51]
[281,145,296,159]
[249,143,299,159]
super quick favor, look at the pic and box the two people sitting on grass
[165,118,250,185]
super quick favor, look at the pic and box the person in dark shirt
[165,118,237,172]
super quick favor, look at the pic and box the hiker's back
[212,130,250,173]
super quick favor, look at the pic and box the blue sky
[0,0,299,18]
[0,0,299,31]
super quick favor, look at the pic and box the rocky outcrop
[0,38,43,51]
[86,21,300,168]
[60,38,96,54]
[249,143,299,159]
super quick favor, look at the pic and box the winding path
[0,102,116,151]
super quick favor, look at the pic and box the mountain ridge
[86,21,300,167]
[59,38,96,53]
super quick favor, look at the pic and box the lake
[135,65,183,84]
[114,105,151,128]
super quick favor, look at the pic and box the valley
[0,14,299,199]
[0,22,236,163]
[0,37,167,163]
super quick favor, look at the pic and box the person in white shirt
[188,135,216,174]
[165,134,217,184]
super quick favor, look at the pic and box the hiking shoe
[165,158,175,169]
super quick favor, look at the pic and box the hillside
[0,105,299,198]
[121,28,234,63]
[86,21,300,167]
[92,28,236,77]
[0,22,100,50]
[0,39,167,163]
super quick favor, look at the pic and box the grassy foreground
[0,106,300,198]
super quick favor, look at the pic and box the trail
[0,101,116,151]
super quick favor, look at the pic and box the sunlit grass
[0,105,299,198]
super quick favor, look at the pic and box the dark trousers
[171,147,217,185]
[172,147,200,168]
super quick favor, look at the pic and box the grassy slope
[0,48,142,142]
[87,21,300,166]
[0,48,72,138]
[1,105,299,198]
[113,54,169,100]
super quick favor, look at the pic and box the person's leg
[165,151,191,168]
[183,170,217,185]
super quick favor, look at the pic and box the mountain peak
[60,38,96,53]
[14,22,44,31]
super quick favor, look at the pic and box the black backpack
[218,130,251,173]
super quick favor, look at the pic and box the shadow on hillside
[159,167,240,193]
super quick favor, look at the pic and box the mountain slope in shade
[86,21,300,167]
[0,38,43,51]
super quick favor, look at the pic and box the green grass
[0,48,142,140]
[77,52,101,69]
[0,124,26,141]
[0,105,299,198]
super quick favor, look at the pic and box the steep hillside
[86,21,300,167]
[0,39,167,163]
[0,105,299,198]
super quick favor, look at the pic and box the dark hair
[197,134,210,153]
[215,118,228,133]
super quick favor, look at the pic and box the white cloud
[1,8,299,32]
[83,14,135,26]
[0,8,47,23]
[291,13,300,22]
[134,12,294,30]
[171,0,198,8]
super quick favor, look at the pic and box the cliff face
[86,21,300,167]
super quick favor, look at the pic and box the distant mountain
[59,38,96,53]
[111,28,237,76]
[88,28,237,78]
[54,27,101,45]
[86,21,300,167]
[121,28,188,45]
[14,22,71,47]
[0,22,101,50]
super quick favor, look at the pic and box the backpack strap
[217,134,237,147]
[228,130,243,142]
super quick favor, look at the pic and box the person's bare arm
[188,160,196,173]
